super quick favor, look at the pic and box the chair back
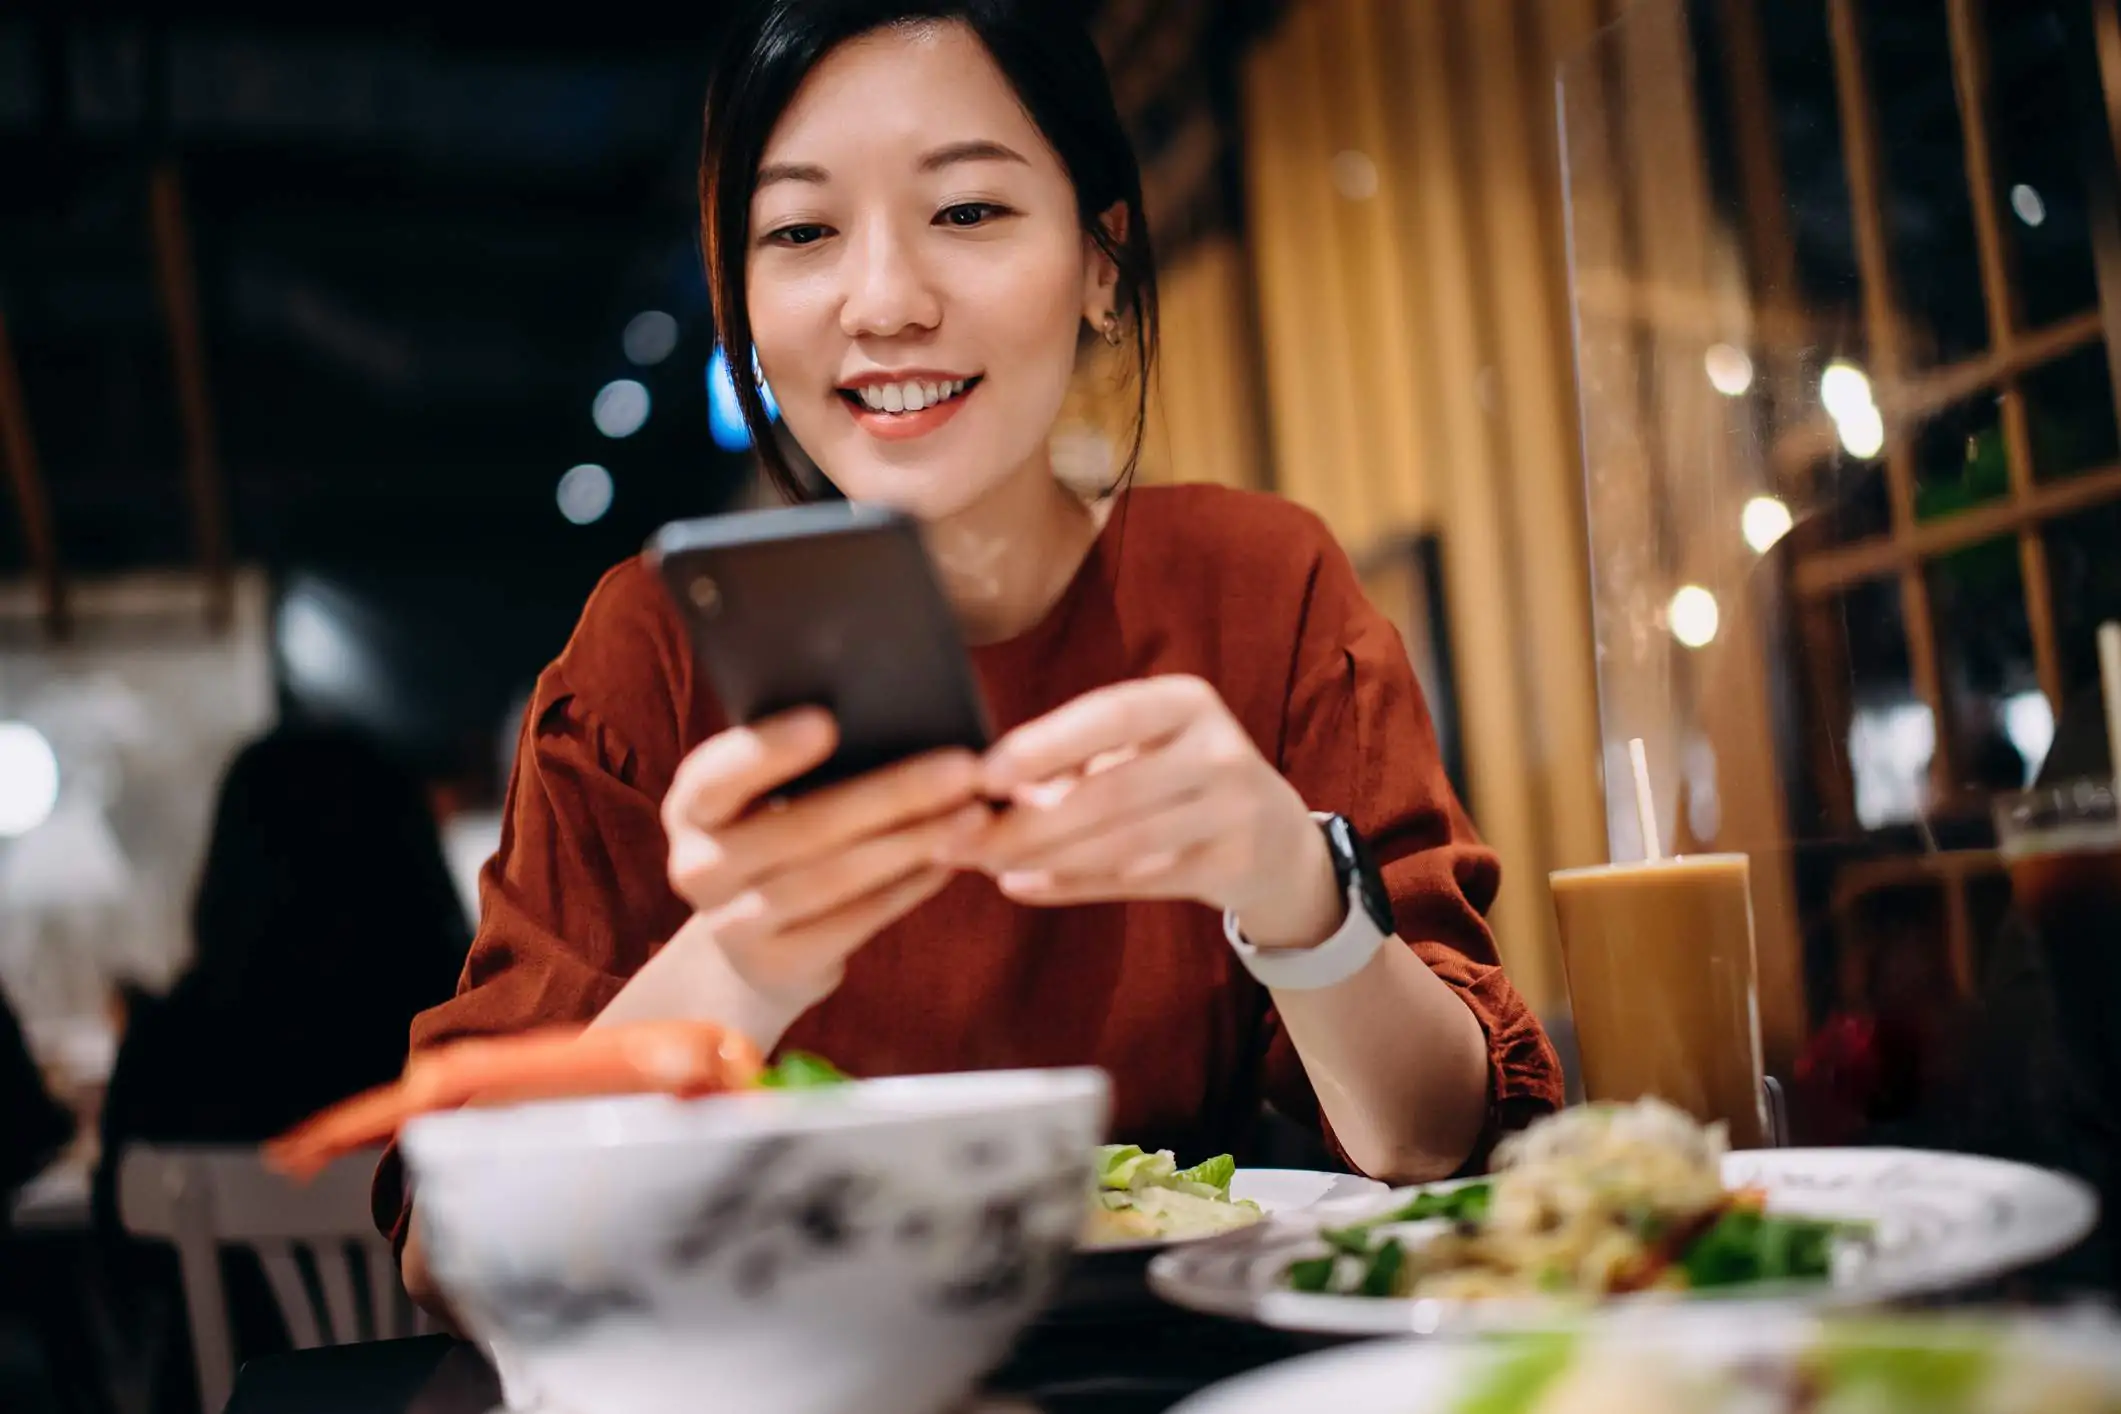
[118,1144,428,1414]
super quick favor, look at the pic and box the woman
[386,0,1562,1304]
[97,724,468,1414]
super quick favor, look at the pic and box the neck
[921,459,1107,646]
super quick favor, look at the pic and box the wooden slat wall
[1061,233,1265,491]
[1147,236,1269,490]
[1230,0,1616,1015]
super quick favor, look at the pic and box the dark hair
[183,723,469,1017]
[699,0,1159,502]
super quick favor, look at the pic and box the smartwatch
[1223,812,1395,990]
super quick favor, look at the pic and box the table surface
[222,1310,1348,1414]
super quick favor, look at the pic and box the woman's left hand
[953,676,1346,948]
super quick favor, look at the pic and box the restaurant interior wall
[1110,0,1623,1022]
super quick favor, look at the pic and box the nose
[839,220,942,340]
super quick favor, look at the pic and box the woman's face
[745,21,1116,520]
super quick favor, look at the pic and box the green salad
[755,1052,852,1089]
[1445,1323,2119,1414]
[1082,1144,1263,1245]
[1283,1099,1868,1301]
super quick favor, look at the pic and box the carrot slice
[1609,1199,1734,1294]
[263,1021,765,1180]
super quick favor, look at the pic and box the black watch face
[1326,815,1395,935]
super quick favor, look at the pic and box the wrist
[1223,805,1346,951]
[594,915,826,1053]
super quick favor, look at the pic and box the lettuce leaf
[1172,1153,1237,1196]
[756,1052,851,1089]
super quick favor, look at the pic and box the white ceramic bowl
[400,1067,1111,1414]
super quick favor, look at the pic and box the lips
[837,373,984,442]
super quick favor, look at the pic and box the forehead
[760,20,1054,169]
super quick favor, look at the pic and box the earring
[1099,311,1123,347]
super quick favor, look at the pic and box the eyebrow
[753,140,1031,192]
[918,139,1030,172]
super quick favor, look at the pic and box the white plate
[1081,1169,1390,1253]
[1168,1307,2121,1414]
[1147,1148,2099,1334]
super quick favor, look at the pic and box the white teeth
[856,378,970,413]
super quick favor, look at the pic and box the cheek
[976,239,1092,396]
[744,264,831,400]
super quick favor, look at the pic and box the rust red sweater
[375,485,1562,1242]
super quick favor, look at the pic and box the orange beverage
[1550,854,1769,1148]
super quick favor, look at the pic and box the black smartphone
[648,502,993,797]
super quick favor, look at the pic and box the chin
[811,442,1023,523]
[835,467,994,522]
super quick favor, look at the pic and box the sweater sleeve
[1255,531,1563,1175]
[372,558,698,1247]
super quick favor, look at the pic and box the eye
[935,202,1012,229]
[763,223,831,248]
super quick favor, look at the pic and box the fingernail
[1086,746,1137,776]
[999,870,1052,895]
[1015,777,1075,810]
[721,890,768,925]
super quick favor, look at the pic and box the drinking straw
[1628,737,1663,862]
[2099,620,2121,792]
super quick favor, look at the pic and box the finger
[1011,745,1141,810]
[750,864,958,986]
[709,803,989,944]
[665,710,837,834]
[996,840,1218,907]
[981,676,1214,797]
[963,733,1208,871]
[717,749,983,883]
[673,751,981,908]
[987,794,1222,883]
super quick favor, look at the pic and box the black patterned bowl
[399,1067,1111,1414]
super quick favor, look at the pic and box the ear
[1080,202,1129,328]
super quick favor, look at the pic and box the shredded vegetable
[1285,1099,1868,1300]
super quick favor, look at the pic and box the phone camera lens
[689,577,722,615]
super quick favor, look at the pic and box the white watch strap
[1223,877,1392,991]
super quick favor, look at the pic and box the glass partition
[1557,0,2119,1290]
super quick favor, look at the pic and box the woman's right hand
[659,707,991,1012]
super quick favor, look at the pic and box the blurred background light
[1704,343,1755,397]
[0,722,61,837]
[622,310,680,366]
[2002,688,2057,781]
[2010,183,2046,227]
[1741,495,1795,553]
[593,379,651,438]
[275,586,365,699]
[556,463,615,525]
[707,345,781,452]
[1820,361,1874,423]
[1667,585,1721,649]
[1330,150,1379,201]
[1837,402,1887,459]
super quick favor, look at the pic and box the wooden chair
[117,1146,430,1414]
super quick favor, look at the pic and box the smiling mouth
[838,375,982,416]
